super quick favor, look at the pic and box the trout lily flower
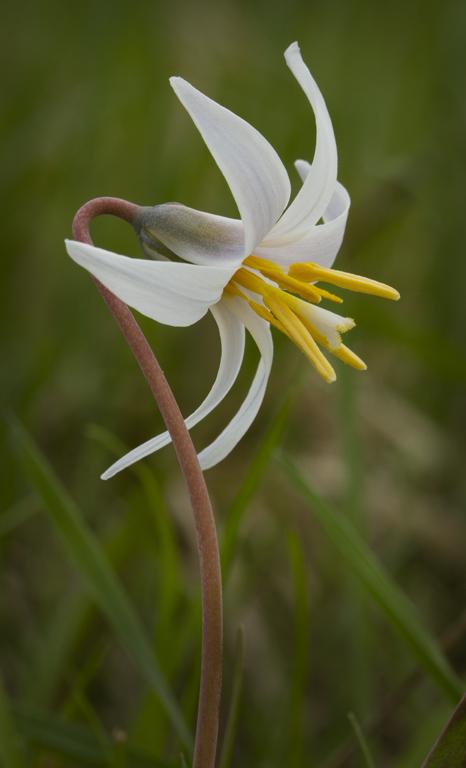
[65,42,399,478]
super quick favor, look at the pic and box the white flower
[65,42,399,478]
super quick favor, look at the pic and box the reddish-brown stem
[72,197,222,768]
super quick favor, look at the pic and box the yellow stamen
[223,282,244,299]
[266,270,323,304]
[247,299,289,335]
[250,296,364,371]
[312,285,343,304]
[226,279,291,337]
[243,257,322,304]
[289,262,400,301]
[264,289,336,383]
[229,282,317,365]
[223,252,385,380]
[234,267,273,298]
[281,292,354,337]
[286,299,366,371]
[244,255,281,272]
[235,266,319,305]
[332,344,367,371]
[301,317,367,371]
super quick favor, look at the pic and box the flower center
[224,255,399,382]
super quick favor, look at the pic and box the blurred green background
[1,0,465,765]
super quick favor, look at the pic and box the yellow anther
[332,344,367,371]
[235,267,320,305]
[250,296,364,371]
[243,257,322,304]
[297,314,366,371]
[247,299,289,335]
[227,278,294,337]
[299,315,367,371]
[223,282,244,299]
[224,255,377,380]
[226,280,293,338]
[293,313,336,349]
[234,268,271,297]
[245,256,342,303]
[312,285,343,304]
[266,270,322,304]
[244,255,282,273]
[289,262,400,301]
[264,290,336,383]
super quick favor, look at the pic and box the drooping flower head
[66,42,399,478]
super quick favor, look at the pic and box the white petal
[255,180,350,269]
[268,42,338,239]
[101,299,245,479]
[291,297,354,349]
[294,158,311,183]
[170,77,291,255]
[198,298,273,470]
[137,203,245,267]
[65,239,236,327]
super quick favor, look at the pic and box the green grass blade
[219,627,245,768]
[15,709,174,767]
[25,514,137,709]
[0,681,24,768]
[338,367,371,716]
[221,391,294,580]
[396,706,451,768]
[11,418,192,750]
[280,455,462,702]
[0,496,38,538]
[421,694,466,767]
[347,712,375,768]
[287,533,311,767]
[64,683,113,763]
[87,424,182,661]
[88,424,185,754]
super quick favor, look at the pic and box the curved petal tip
[284,41,300,59]
[169,70,290,255]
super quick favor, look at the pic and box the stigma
[224,255,399,382]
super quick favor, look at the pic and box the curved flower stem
[72,197,222,768]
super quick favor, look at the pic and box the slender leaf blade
[11,418,192,749]
[221,390,294,579]
[347,712,375,768]
[15,709,174,767]
[287,533,311,767]
[281,455,462,701]
[0,681,24,768]
[219,627,245,768]
[422,695,466,767]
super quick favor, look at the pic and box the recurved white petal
[294,158,311,182]
[65,239,236,327]
[100,299,245,479]
[197,297,273,470]
[255,178,350,269]
[268,42,338,240]
[170,77,291,256]
[137,203,245,267]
